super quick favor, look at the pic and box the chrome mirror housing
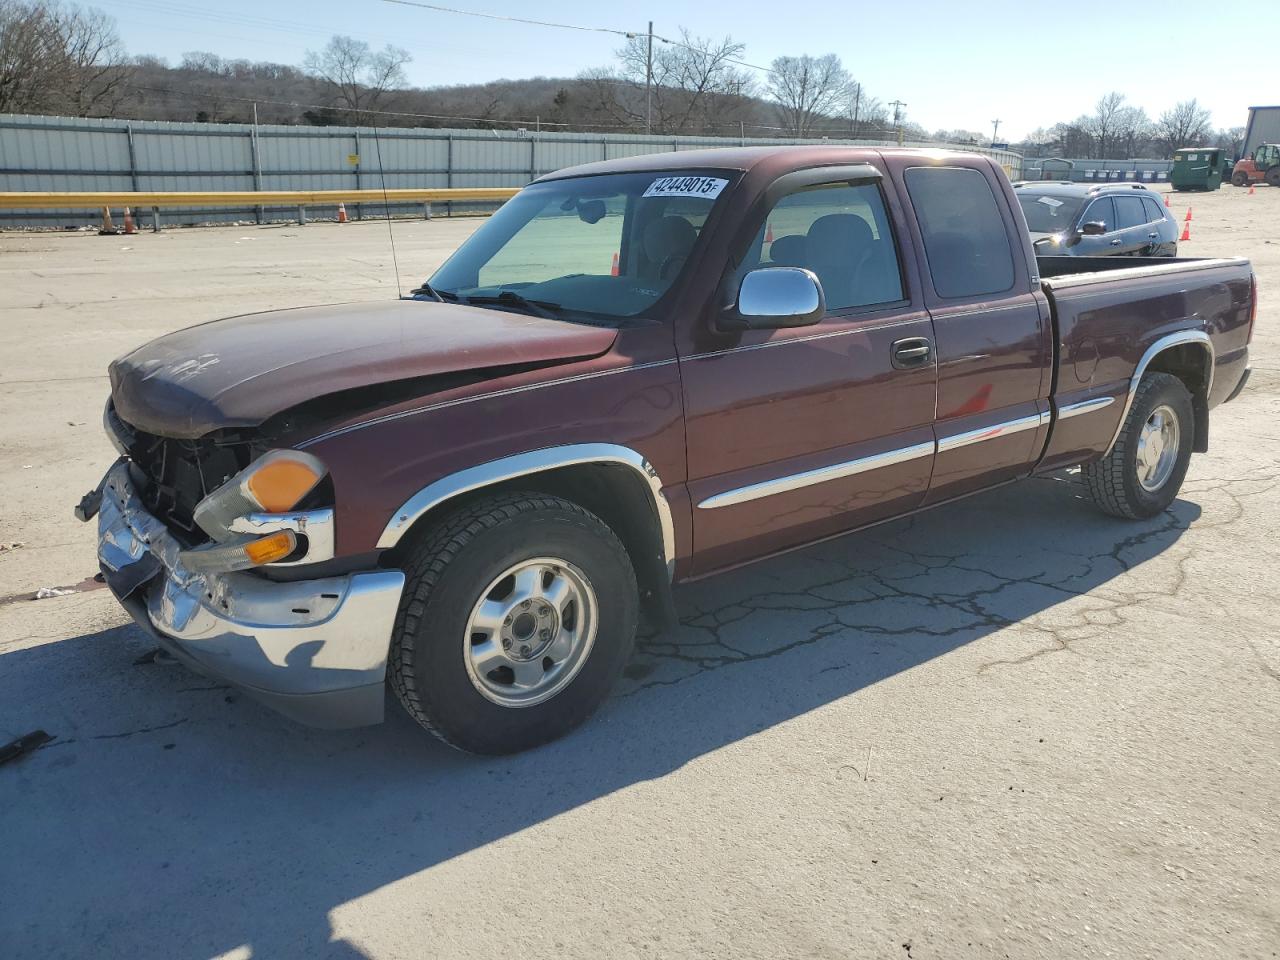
[724,266,825,330]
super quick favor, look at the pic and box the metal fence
[0,113,1024,227]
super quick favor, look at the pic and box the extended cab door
[892,160,1053,504]
[681,168,937,575]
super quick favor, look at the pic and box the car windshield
[1018,193,1085,234]
[427,170,735,324]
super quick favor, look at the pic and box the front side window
[737,181,904,311]
[429,170,735,323]
[1082,197,1114,231]
[905,166,1016,298]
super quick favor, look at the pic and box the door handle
[1109,239,1122,246]
[891,337,932,370]
[1148,232,1159,239]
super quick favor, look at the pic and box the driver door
[681,176,938,575]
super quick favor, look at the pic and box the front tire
[1231,171,1249,187]
[388,492,638,754]
[1083,373,1194,519]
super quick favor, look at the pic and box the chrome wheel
[463,557,597,708]
[1135,403,1180,492]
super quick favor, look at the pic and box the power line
[379,0,632,38]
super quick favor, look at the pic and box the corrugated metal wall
[0,113,1025,227]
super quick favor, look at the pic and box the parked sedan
[1015,182,1179,258]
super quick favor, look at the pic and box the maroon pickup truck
[83,146,1256,754]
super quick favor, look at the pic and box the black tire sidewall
[407,508,637,754]
[1119,378,1194,517]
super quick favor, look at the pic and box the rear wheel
[1231,171,1250,187]
[388,492,638,754]
[1266,168,1280,188]
[1083,373,1194,519]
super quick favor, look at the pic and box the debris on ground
[133,648,178,666]
[34,586,76,599]
[0,730,53,766]
[0,541,24,552]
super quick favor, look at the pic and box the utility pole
[646,21,654,136]
[889,99,906,143]
[850,82,862,139]
[991,118,1002,146]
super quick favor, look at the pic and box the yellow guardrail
[0,187,520,210]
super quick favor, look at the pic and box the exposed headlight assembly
[183,450,329,575]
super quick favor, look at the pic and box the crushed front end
[82,405,404,728]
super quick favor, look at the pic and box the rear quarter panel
[1036,259,1253,472]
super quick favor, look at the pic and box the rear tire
[1083,373,1194,519]
[388,492,638,755]
[1231,171,1249,187]
[1266,168,1280,188]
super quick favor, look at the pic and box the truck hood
[109,300,617,438]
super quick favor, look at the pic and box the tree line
[0,1,1247,158]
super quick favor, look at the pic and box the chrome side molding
[376,444,677,579]
[1103,330,1213,455]
[697,441,934,510]
[1057,395,1116,420]
[936,411,1047,453]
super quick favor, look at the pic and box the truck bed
[1036,254,1250,286]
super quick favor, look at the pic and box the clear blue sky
[92,0,1269,139]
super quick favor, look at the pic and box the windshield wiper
[464,290,563,320]
[409,281,469,303]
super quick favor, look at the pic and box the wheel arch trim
[375,443,677,579]
[1104,329,1213,455]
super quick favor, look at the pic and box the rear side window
[1114,195,1146,230]
[1141,196,1166,222]
[904,166,1015,298]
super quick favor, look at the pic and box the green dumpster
[1170,147,1225,191]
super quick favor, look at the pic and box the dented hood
[109,300,617,438]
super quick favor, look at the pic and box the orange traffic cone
[1248,185,1256,196]
[98,206,116,235]
[337,202,349,224]
[1184,207,1193,222]
[122,206,136,235]
[1179,222,1191,242]
[765,222,774,243]
[610,252,620,277]
[1164,195,1171,207]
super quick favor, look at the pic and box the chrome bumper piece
[96,462,405,728]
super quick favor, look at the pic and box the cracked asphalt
[2,185,1278,959]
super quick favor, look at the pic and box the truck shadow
[2,475,1198,959]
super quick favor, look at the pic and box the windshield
[1017,193,1085,234]
[427,170,734,323]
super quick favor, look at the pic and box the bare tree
[1081,92,1133,158]
[0,1,128,115]
[768,53,850,137]
[59,4,129,114]
[1155,99,1213,154]
[304,35,410,123]
[580,29,754,135]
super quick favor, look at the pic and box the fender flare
[375,443,677,580]
[1104,329,1213,455]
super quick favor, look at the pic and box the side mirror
[1079,221,1107,236]
[720,267,825,331]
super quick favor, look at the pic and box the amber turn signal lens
[243,530,297,566]
[246,458,323,512]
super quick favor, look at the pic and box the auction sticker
[642,176,729,200]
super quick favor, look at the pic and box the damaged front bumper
[94,461,405,728]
